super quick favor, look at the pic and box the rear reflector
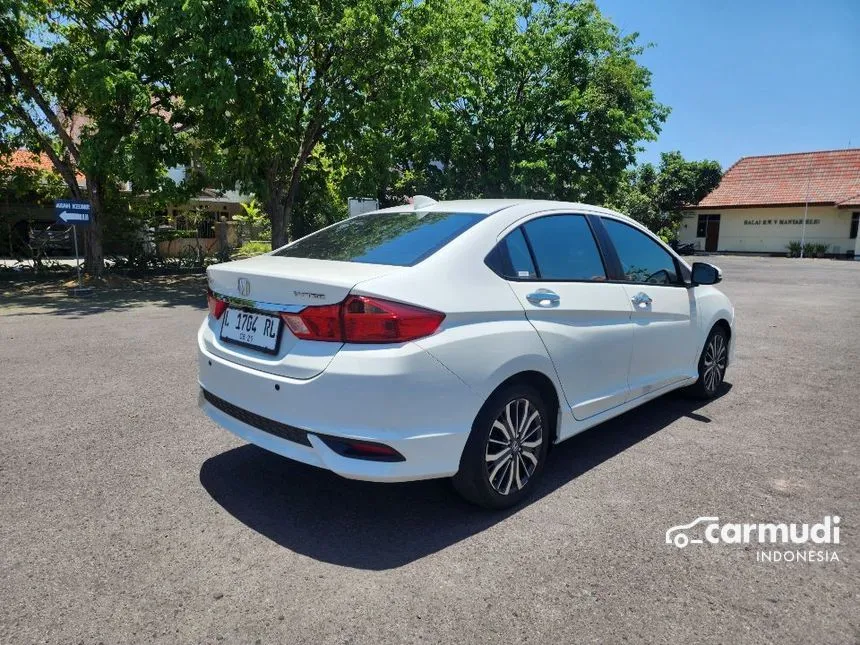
[207,291,227,319]
[280,296,444,344]
[319,436,405,462]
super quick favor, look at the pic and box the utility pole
[799,155,812,258]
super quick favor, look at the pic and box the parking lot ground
[1,256,859,644]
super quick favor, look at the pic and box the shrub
[786,241,801,257]
[656,226,677,245]
[812,242,829,258]
[788,241,829,258]
[233,240,271,258]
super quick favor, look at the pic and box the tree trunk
[264,180,288,249]
[85,176,105,278]
[265,124,319,248]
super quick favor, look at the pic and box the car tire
[685,325,729,399]
[453,384,550,509]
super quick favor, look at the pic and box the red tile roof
[0,149,85,185]
[694,149,860,209]
[1,149,57,173]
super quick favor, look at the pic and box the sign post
[55,199,92,295]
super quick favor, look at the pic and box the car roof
[372,198,636,223]
[372,198,522,215]
[373,198,630,219]
[368,198,683,267]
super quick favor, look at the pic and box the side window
[504,228,537,278]
[601,218,680,285]
[522,215,606,281]
[487,228,537,279]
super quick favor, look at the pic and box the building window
[851,212,859,239]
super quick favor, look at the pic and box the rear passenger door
[598,217,698,398]
[492,214,634,421]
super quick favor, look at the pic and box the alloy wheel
[484,398,544,495]
[703,332,727,394]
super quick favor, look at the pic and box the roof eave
[689,201,837,210]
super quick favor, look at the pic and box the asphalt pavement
[1,256,858,644]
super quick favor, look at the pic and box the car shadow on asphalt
[0,274,207,317]
[199,384,732,570]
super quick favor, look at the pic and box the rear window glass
[273,211,484,266]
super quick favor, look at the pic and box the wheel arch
[706,317,732,365]
[713,317,731,338]
[481,370,562,445]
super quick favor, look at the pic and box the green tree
[365,0,669,205]
[654,151,722,215]
[0,0,196,276]
[0,156,67,206]
[173,0,447,248]
[609,151,722,235]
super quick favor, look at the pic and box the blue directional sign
[55,199,91,225]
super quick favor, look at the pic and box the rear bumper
[197,321,481,482]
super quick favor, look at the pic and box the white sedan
[198,198,734,508]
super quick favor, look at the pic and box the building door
[705,215,721,251]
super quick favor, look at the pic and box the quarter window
[521,215,606,281]
[487,228,537,279]
[601,218,680,285]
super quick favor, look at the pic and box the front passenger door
[498,214,634,421]
[599,217,698,399]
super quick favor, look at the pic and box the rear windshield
[273,211,484,266]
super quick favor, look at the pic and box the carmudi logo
[665,516,841,563]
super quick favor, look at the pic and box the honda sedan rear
[198,198,734,508]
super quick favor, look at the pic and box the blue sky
[596,0,860,169]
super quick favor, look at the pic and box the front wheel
[453,384,550,509]
[686,326,729,399]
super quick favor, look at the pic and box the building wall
[679,206,856,255]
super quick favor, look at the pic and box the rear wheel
[686,326,729,399]
[453,384,550,509]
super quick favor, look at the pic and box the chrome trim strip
[211,292,306,314]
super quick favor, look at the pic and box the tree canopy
[1,0,697,269]
[608,151,722,236]
[0,0,199,274]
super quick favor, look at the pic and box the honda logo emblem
[237,278,251,297]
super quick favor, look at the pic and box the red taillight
[207,291,227,319]
[342,295,444,343]
[281,303,341,341]
[280,296,444,343]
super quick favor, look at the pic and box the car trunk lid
[204,255,401,379]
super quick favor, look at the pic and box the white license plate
[220,308,282,354]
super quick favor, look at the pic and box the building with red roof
[680,149,860,257]
[1,149,249,256]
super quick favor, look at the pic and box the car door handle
[526,290,560,307]
[631,292,652,308]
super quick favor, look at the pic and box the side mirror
[691,262,722,286]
